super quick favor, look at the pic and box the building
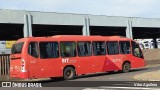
[0,9,160,54]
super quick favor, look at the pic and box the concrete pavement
[133,70,160,81]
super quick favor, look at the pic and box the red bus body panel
[10,35,145,79]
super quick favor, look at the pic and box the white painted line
[83,86,160,90]
[100,86,159,90]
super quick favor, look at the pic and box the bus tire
[122,62,130,73]
[63,67,75,80]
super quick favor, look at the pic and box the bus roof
[16,35,132,42]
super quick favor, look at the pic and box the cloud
[1,0,160,18]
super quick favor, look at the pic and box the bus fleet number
[62,58,69,63]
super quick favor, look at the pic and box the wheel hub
[67,70,71,77]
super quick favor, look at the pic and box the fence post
[0,54,10,81]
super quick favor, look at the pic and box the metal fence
[0,54,10,75]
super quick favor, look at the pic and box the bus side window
[39,42,59,59]
[77,41,92,56]
[60,42,76,57]
[131,41,143,58]
[28,42,39,58]
[119,41,131,54]
[107,41,119,55]
[93,41,106,55]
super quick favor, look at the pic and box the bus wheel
[122,62,130,73]
[63,67,76,80]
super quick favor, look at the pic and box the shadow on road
[130,68,148,72]
[31,68,148,83]
[75,68,148,79]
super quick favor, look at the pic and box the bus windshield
[11,42,24,54]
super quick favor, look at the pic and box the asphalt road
[1,65,160,90]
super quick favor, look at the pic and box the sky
[0,0,160,18]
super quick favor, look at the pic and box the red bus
[10,35,145,80]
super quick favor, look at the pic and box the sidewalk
[133,65,160,81]
[133,70,160,81]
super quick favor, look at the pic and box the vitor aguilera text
[134,83,158,87]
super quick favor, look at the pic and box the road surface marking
[83,86,160,90]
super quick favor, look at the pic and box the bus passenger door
[131,41,145,68]
[38,42,61,78]
[28,42,39,79]
[38,58,62,78]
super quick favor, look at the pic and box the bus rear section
[10,42,28,79]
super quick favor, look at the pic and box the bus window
[77,41,92,56]
[28,42,38,58]
[93,41,106,55]
[11,42,24,54]
[107,41,119,55]
[132,41,143,58]
[60,42,76,57]
[39,42,59,59]
[119,41,131,54]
